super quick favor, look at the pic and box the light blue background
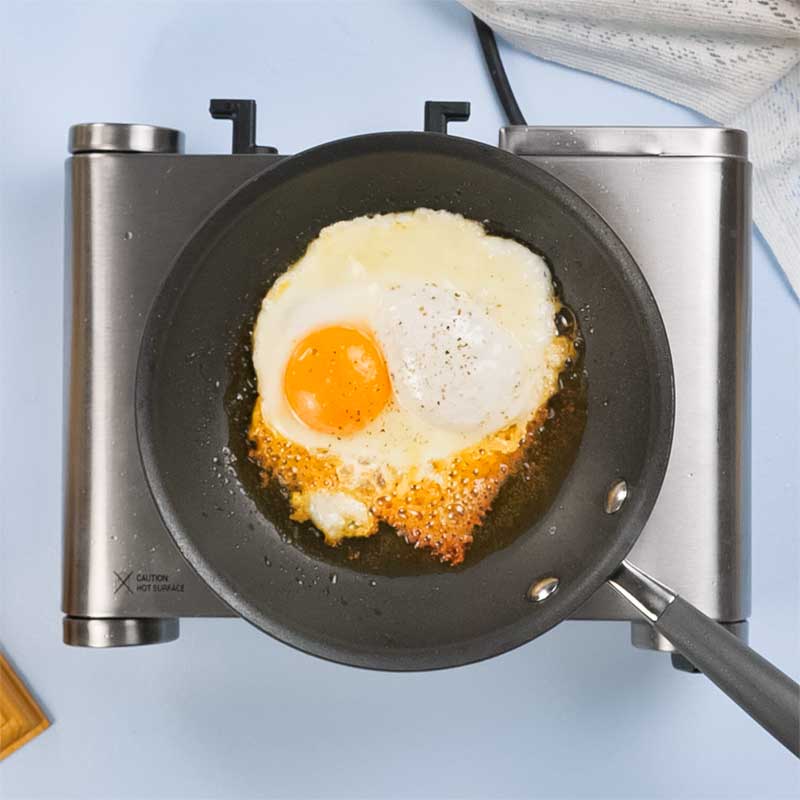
[1,2,798,798]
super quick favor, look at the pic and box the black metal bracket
[424,101,471,134]
[671,653,701,674]
[209,99,278,154]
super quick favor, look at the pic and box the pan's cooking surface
[136,132,673,669]
[223,295,588,577]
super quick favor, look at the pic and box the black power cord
[472,15,527,127]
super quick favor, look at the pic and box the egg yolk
[283,325,392,435]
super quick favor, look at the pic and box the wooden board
[0,653,50,761]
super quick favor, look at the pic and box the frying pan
[136,131,799,754]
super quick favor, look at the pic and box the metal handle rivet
[605,479,628,514]
[527,576,560,603]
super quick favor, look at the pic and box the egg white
[252,208,564,476]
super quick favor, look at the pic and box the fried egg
[249,208,571,564]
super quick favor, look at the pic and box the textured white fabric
[462,0,800,294]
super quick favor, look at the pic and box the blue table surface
[1,2,798,798]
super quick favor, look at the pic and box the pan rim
[135,130,675,670]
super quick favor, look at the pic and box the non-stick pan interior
[136,133,673,669]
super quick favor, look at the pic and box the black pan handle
[609,561,800,757]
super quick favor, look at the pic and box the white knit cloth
[462,0,800,295]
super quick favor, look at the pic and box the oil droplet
[555,307,576,336]
[123,231,134,240]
